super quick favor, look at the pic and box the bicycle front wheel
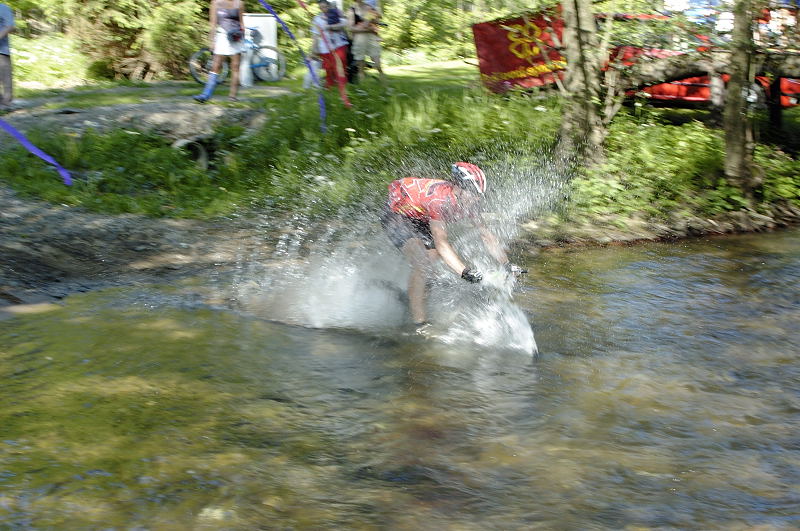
[188,48,229,84]
[251,46,286,82]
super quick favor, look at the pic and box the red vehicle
[472,7,800,107]
[641,75,799,107]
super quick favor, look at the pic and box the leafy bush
[569,112,737,219]
[143,1,205,76]
[12,34,93,86]
[2,75,797,224]
[756,145,800,207]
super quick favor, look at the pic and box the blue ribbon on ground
[255,0,327,133]
[0,118,73,185]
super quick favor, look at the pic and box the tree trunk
[723,0,757,200]
[558,0,606,163]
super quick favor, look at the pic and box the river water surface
[1,230,799,529]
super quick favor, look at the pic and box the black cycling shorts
[380,205,435,250]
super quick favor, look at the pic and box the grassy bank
[1,61,799,224]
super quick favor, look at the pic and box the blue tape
[0,118,73,185]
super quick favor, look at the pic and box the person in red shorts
[380,162,526,331]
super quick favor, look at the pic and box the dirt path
[2,81,292,140]
[0,183,310,322]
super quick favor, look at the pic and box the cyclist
[380,162,525,331]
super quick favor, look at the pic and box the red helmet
[450,162,487,195]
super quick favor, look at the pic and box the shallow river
[1,230,799,529]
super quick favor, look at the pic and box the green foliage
[212,84,560,215]
[11,34,94,85]
[6,0,565,79]
[2,55,798,225]
[142,1,205,75]
[0,81,560,218]
[569,111,738,219]
[379,0,556,63]
[0,129,232,218]
[568,107,800,222]
[756,145,800,207]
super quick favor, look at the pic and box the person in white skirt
[194,0,246,102]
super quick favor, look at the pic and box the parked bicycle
[189,28,286,84]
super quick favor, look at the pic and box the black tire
[188,48,229,85]
[251,46,286,82]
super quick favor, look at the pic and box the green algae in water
[1,231,800,529]
[0,291,360,528]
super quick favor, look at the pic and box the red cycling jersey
[387,178,468,221]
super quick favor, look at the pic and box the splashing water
[428,268,538,354]
[232,148,570,355]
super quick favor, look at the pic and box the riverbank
[2,69,799,312]
[3,184,799,317]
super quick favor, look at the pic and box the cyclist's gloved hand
[461,267,483,284]
[504,262,528,276]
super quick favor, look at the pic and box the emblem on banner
[503,19,545,63]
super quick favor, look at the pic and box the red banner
[472,8,566,93]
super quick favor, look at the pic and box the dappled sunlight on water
[1,230,799,528]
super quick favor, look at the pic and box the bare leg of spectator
[229,54,240,101]
[355,59,365,83]
[0,53,12,107]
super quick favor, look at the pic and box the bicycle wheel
[251,46,286,82]
[188,48,229,84]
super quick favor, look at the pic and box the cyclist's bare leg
[401,238,439,324]
[229,54,241,99]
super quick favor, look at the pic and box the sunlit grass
[2,59,798,222]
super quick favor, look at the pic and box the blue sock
[194,72,219,102]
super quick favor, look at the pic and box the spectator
[347,0,385,83]
[194,0,246,103]
[311,1,349,99]
[0,2,15,110]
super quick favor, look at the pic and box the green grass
[1,60,551,218]
[2,58,798,222]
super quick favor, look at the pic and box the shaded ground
[0,186,264,308]
[3,179,799,319]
